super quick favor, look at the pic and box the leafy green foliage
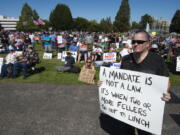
[170,10,180,33]
[131,21,141,30]
[87,20,101,32]
[49,4,73,31]
[139,14,153,29]
[17,3,39,31]
[32,9,39,20]
[100,17,113,32]
[114,0,130,32]
[73,17,89,31]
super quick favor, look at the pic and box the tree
[73,17,89,31]
[100,17,113,32]
[17,3,36,31]
[114,0,130,32]
[49,4,73,31]
[87,20,101,32]
[170,10,180,33]
[39,20,50,31]
[131,21,141,30]
[139,14,153,29]
[32,9,39,20]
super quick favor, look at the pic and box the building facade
[151,17,171,33]
[0,15,19,31]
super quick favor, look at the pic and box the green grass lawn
[0,43,179,86]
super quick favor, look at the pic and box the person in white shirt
[0,49,17,78]
[120,43,132,58]
[91,43,103,61]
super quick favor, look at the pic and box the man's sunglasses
[132,40,147,44]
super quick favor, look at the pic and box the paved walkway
[0,83,179,135]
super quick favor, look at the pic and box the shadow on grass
[30,67,46,74]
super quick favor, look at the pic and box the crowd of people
[0,29,180,79]
[0,29,179,135]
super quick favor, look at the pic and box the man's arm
[161,80,171,102]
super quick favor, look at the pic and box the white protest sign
[99,35,102,39]
[105,37,109,42]
[15,51,23,56]
[0,58,3,74]
[116,42,119,49]
[103,52,116,63]
[61,51,77,62]
[43,53,52,59]
[99,67,169,135]
[176,57,180,72]
[57,35,63,44]
[57,53,62,60]
[110,63,121,69]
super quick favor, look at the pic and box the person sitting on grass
[78,58,96,84]
[0,49,17,78]
[56,51,80,73]
[13,47,39,79]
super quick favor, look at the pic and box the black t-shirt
[121,52,169,77]
[65,56,75,67]
[173,47,180,57]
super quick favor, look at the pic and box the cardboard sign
[103,52,116,63]
[78,66,96,84]
[99,67,169,135]
[176,57,180,72]
[0,58,4,74]
[43,53,52,59]
[61,51,77,62]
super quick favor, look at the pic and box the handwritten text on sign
[176,57,180,72]
[99,67,169,135]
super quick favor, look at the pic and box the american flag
[38,19,45,25]
[33,20,39,25]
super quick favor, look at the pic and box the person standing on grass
[98,30,171,135]
[42,32,52,53]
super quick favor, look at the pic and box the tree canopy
[114,0,130,32]
[49,4,73,31]
[170,10,180,33]
[139,14,153,29]
[100,17,113,32]
[17,3,39,31]
[73,17,89,31]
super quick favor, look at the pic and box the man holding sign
[121,30,171,101]
[98,30,171,135]
[121,30,171,135]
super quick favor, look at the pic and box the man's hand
[161,92,171,102]
[97,81,103,87]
